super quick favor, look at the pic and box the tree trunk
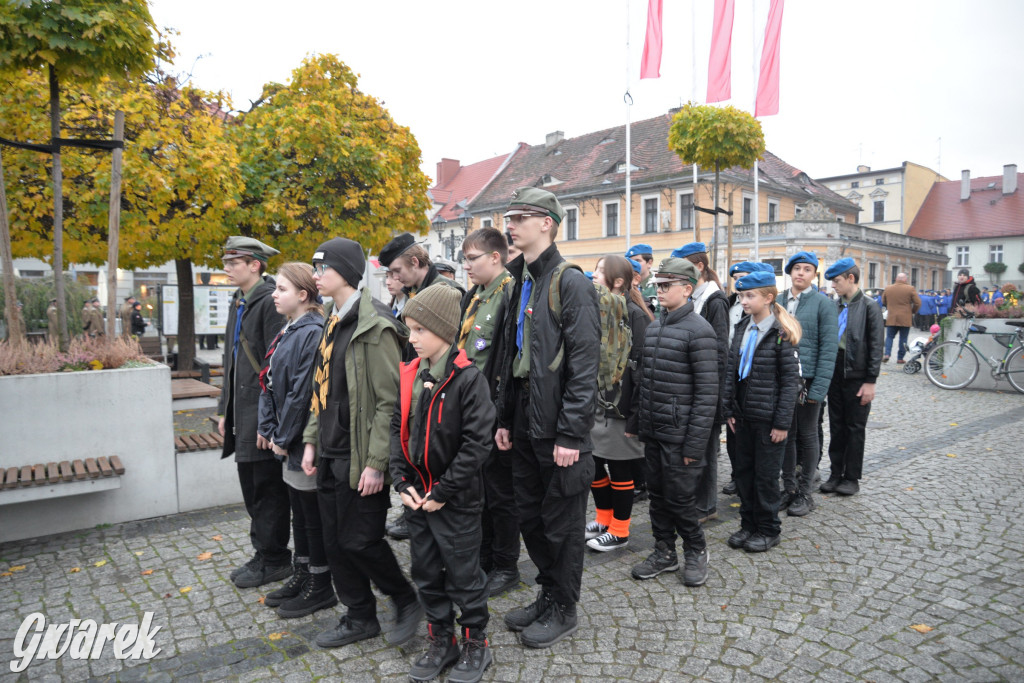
[49,65,68,350]
[106,112,125,337]
[175,258,195,371]
[0,148,26,350]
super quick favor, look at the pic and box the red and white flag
[707,0,734,102]
[640,0,663,79]
[755,0,785,117]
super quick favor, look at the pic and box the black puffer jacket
[836,289,885,383]
[496,244,601,450]
[723,315,801,429]
[627,302,719,460]
[257,310,325,470]
[390,347,496,513]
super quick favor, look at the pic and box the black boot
[504,588,552,632]
[448,628,492,683]
[520,601,578,649]
[408,624,459,682]
[276,568,338,619]
[264,561,308,607]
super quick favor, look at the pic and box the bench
[0,456,126,505]
[174,431,224,453]
[137,336,167,362]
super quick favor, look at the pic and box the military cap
[671,242,706,259]
[222,236,279,262]
[624,243,653,259]
[434,258,457,274]
[652,257,699,285]
[504,187,566,224]
[379,233,418,268]
[825,257,857,280]
[785,251,819,274]
[735,271,777,290]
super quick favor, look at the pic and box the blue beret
[671,242,706,259]
[824,257,857,280]
[584,271,594,279]
[735,271,777,290]
[730,261,775,276]
[785,251,819,274]
[627,258,643,274]
[624,243,653,258]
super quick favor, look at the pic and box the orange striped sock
[608,516,631,538]
[591,476,610,490]
[595,508,613,527]
[610,479,634,491]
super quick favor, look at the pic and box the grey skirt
[591,414,644,461]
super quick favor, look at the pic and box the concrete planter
[945,318,1023,391]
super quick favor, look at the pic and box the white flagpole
[752,0,760,262]
[692,0,699,243]
[625,0,632,252]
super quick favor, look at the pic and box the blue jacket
[779,288,838,403]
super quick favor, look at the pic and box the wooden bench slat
[84,458,100,479]
[19,465,32,487]
[174,436,189,453]
[33,464,47,485]
[203,433,222,449]
[97,457,113,477]
[72,460,87,480]
[211,432,224,447]
[185,434,203,451]
[46,462,60,484]
[109,456,125,475]
[58,461,73,482]
[3,467,18,489]
[193,433,215,449]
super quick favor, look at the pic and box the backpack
[547,262,633,410]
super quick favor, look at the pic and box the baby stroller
[903,324,941,374]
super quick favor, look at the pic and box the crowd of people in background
[199,187,1012,683]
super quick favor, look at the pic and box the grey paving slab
[1,368,1022,681]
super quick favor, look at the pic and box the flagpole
[752,0,760,262]
[625,0,632,252]
[692,0,699,243]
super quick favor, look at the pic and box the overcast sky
[149,0,1024,184]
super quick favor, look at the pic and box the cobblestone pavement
[2,368,1023,682]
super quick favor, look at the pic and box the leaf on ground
[910,624,933,633]
[946,453,957,458]
[135,551,144,556]
[69,567,81,573]
[0,572,12,577]
[268,632,287,641]
[211,535,223,541]
[10,565,27,572]
[949,423,958,426]
[729,502,740,508]
[258,596,266,605]
[905,487,914,491]
[93,560,107,567]
[179,586,192,594]
[164,593,172,598]
[720,605,727,610]
[197,552,213,561]
[898,447,907,450]
[141,569,154,576]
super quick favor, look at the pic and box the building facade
[818,161,947,234]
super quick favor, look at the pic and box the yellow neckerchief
[458,274,513,350]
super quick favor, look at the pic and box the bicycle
[924,315,1024,393]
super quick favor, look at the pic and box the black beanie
[313,238,365,287]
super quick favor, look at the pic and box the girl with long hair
[257,262,336,618]
[723,271,803,553]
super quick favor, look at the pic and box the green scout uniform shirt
[512,268,536,379]
[461,269,513,369]
[641,275,659,314]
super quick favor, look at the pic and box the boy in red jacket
[390,284,496,683]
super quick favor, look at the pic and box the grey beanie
[404,284,462,344]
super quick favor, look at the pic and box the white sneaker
[587,532,629,552]
[584,521,608,540]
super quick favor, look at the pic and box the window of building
[868,262,878,289]
[743,197,752,224]
[678,192,693,233]
[931,270,938,290]
[766,199,778,222]
[481,218,492,230]
[643,196,659,234]
[990,244,1003,263]
[765,259,783,275]
[851,181,860,188]
[873,201,885,222]
[891,265,899,284]
[875,178,884,186]
[564,207,578,241]
[19,270,44,279]
[955,246,970,267]
[604,201,619,237]
[911,267,919,287]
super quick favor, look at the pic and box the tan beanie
[404,284,462,344]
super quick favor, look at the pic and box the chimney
[856,165,870,173]
[1003,164,1018,195]
[545,131,564,148]
[436,158,460,187]
[961,170,971,201]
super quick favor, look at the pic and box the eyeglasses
[462,252,492,266]
[656,281,685,291]
[311,263,332,276]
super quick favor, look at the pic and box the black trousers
[288,485,326,567]
[407,506,489,635]
[479,446,521,573]
[237,460,291,566]
[782,400,822,495]
[827,370,872,482]
[733,419,786,537]
[645,440,706,553]
[696,422,722,517]
[318,456,416,622]
[510,385,593,606]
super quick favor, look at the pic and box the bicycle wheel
[1004,345,1024,394]
[925,341,979,390]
